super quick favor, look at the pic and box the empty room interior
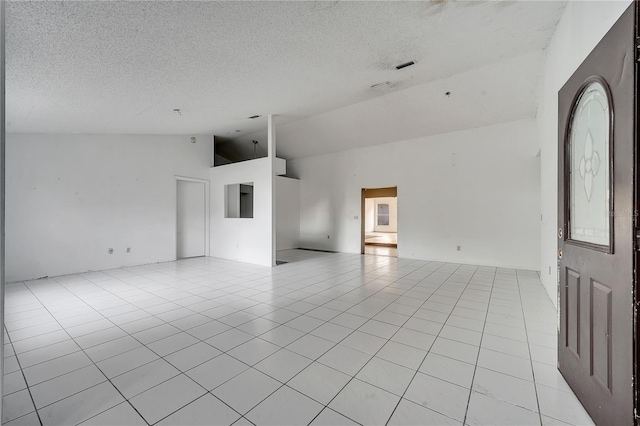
[1,1,635,425]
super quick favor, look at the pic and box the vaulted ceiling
[6,1,566,159]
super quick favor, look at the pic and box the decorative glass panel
[569,81,610,246]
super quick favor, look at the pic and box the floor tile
[3,370,27,396]
[212,368,281,415]
[147,332,200,357]
[356,356,415,396]
[23,351,93,386]
[532,362,573,393]
[74,327,128,350]
[246,386,323,425]
[112,358,180,398]
[3,411,40,426]
[2,389,35,423]
[317,344,372,376]
[285,315,325,333]
[259,325,305,347]
[38,382,124,426]
[430,337,479,365]
[11,331,70,355]
[439,325,482,346]
[30,364,107,408]
[391,328,436,351]
[340,330,387,355]
[206,328,254,352]
[254,348,312,382]
[165,341,221,371]
[288,362,352,405]
[186,353,248,390]
[79,402,147,425]
[84,336,141,363]
[186,320,232,340]
[403,317,443,335]
[466,391,540,425]
[358,319,400,339]
[481,333,531,360]
[472,367,538,412]
[96,346,159,378]
[404,372,470,421]
[541,414,573,425]
[536,384,594,425]
[286,334,334,360]
[329,378,400,425]
[309,407,359,426]
[310,322,353,343]
[376,340,427,370]
[3,252,594,426]
[16,339,81,368]
[129,374,206,425]
[156,394,240,426]
[477,348,534,381]
[237,317,280,336]
[131,323,181,345]
[227,338,281,366]
[419,352,475,388]
[388,398,461,426]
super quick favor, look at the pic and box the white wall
[365,198,374,233]
[276,176,300,250]
[210,158,274,266]
[6,133,212,282]
[373,196,397,233]
[537,0,632,307]
[289,119,540,270]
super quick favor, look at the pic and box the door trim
[175,176,210,258]
[361,186,398,255]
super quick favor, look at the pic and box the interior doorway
[361,187,397,257]
[176,178,208,259]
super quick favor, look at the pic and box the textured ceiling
[6,1,566,159]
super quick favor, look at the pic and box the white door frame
[175,176,210,258]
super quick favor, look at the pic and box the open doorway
[176,177,209,259]
[361,187,397,257]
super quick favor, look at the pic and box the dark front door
[558,4,636,425]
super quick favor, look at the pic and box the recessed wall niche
[225,182,254,218]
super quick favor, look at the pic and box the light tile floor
[2,250,594,426]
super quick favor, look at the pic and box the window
[377,203,390,226]
[225,182,254,218]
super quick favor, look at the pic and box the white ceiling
[6,0,566,159]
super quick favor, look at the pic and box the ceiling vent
[248,115,262,119]
[395,60,415,70]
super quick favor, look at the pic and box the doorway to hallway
[361,187,397,257]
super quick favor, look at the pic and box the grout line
[515,270,544,425]
[2,327,43,426]
[461,267,496,426]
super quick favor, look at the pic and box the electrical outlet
[108,248,113,254]
[327,235,330,239]
[456,245,461,251]
[126,247,131,253]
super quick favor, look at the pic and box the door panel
[557,4,635,425]
[566,268,580,356]
[177,180,206,259]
